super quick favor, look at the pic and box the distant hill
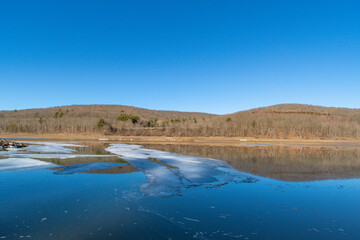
[212,104,360,138]
[0,104,359,139]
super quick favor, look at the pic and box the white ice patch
[0,158,55,171]
[0,141,115,159]
[106,144,257,197]
[18,141,86,153]
[0,152,116,159]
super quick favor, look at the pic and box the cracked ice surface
[106,144,257,197]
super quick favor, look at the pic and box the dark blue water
[1,142,360,239]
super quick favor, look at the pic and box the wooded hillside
[0,104,359,139]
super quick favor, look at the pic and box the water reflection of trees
[141,144,360,181]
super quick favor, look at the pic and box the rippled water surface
[1,140,360,239]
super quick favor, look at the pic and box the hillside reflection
[140,144,360,181]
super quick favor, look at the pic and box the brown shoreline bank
[1,133,360,148]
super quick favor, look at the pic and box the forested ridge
[1,104,359,139]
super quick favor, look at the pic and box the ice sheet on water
[19,141,86,153]
[54,162,126,174]
[0,141,116,159]
[0,158,56,171]
[106,144,258,197]
[0,152,116,159]
[18,141,85,147]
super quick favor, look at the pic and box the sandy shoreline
[1,133,360,147]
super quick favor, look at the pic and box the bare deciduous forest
[0,104,359,139]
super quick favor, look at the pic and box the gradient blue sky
[1,1,360,114]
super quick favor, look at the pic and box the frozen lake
[1,140,360,239]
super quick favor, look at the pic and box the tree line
[0,104,359,139]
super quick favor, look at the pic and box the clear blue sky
[1,1,359,114]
